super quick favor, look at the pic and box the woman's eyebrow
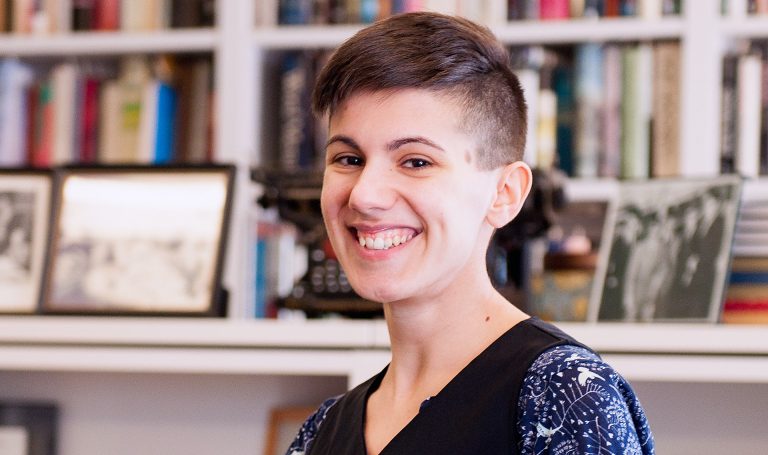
[386,136,445,153]
[326,135,361,151]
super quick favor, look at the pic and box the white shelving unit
[3,0,768,453]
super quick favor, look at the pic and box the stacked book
[723,187,768,323]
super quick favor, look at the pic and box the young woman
[287,12,655,455]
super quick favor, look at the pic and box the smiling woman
[286,12,655,455]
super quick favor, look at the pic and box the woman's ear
[486,161,533,228]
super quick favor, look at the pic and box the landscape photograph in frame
[43,165,234,316]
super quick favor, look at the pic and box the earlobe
[486,161,533,228]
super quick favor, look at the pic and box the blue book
[154,82,177,164]
[279,0,311,24]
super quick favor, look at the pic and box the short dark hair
[312,12,527,169]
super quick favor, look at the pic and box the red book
[540,0,570,19]
[24,83,39,166]
[95,0,120,30]
[604,0,621,16]
[31,82,53,168]
[79,77,100,163]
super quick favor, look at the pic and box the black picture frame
[589,176,743,323]
[0,169,53,314]
[0,402,58,455]
[42,165,235,316]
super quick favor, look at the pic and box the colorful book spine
[574,43,604,178]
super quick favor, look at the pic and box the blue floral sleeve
[284,396,340,455]
[517,345,655,454]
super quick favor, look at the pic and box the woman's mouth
[352,227,419,251]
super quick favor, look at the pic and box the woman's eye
[334,155,363,166]
[403,158,431,168]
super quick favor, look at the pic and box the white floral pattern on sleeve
[517,345,655,454]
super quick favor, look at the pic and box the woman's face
[320,89,500,304]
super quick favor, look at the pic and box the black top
[308,317,589,455]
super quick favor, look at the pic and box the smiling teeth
[357,229,415,250]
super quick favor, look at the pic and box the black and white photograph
[590,176,743,322]
[43,166,234,315]
[0,171,52,314]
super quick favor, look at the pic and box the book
[600,44,622,178]
[736,52,762,178]
[174,57,212,163]
[574,43,603,178]
[0,59,33,166]
[51,63,78,165]
[651,41,681,177]
[540,0,570,19]
[721,53,739,174]
[553,55,575,176]
[620,44,652,179]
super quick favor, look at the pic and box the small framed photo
[589,176,742,323]
[0,170,52,314]
[42,165,235,316]
[0,402,58,455]
[264,406,316,455]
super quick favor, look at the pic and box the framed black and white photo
[589,176,743,323]
[0,402,58,455]
[0,170,52,314]
[42,165,235,316]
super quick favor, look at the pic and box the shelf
[0,29,218,56]
[492,17,685,44]
[0,317,767,383]
[720,17,768,38]
[253,17,685,50]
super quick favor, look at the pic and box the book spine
[540,0,570,19]
[600,44,622,178]
[574,43,603,178]
[651,41,681,177]
[736,52,762,178]
[153,81,177,164]
[721,54,739,174]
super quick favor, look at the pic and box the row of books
[515,41,681,178]
[270,42,682,179]
[723,257,768,323]
[0,55,213,167]
[278,0,499,25]
[0,0,214,35]
[507,0,682,21]
[721,41,768,178]
[726,0,768,16]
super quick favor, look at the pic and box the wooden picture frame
[42,165,234,316]
[0,169,53,314]
[589,176,743,323]
[264,406,316,455]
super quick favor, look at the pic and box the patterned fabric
[285,345,655,454]
[517,345,655,454]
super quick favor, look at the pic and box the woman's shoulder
[517,344,655,454]
[284,395,342,455]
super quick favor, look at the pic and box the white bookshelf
[3,0,768,453]
[0,29,218,55]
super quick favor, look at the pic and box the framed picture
[589,176,743,323]
[0,170,52,314]
[0,402,58,455]
[263,406,316,455]
[42,165,234,316]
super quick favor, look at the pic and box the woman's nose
[348,164,396,215]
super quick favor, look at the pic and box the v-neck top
[287,317,655,454]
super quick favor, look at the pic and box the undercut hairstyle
[312,12,527,170]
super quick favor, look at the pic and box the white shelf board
[720,17,768,38]
[492,17,685,44]
[1,318,767,382]
[0,316,380,348]
[0,29,217,56]
[253,17,685,50]
[1,317,768,355]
